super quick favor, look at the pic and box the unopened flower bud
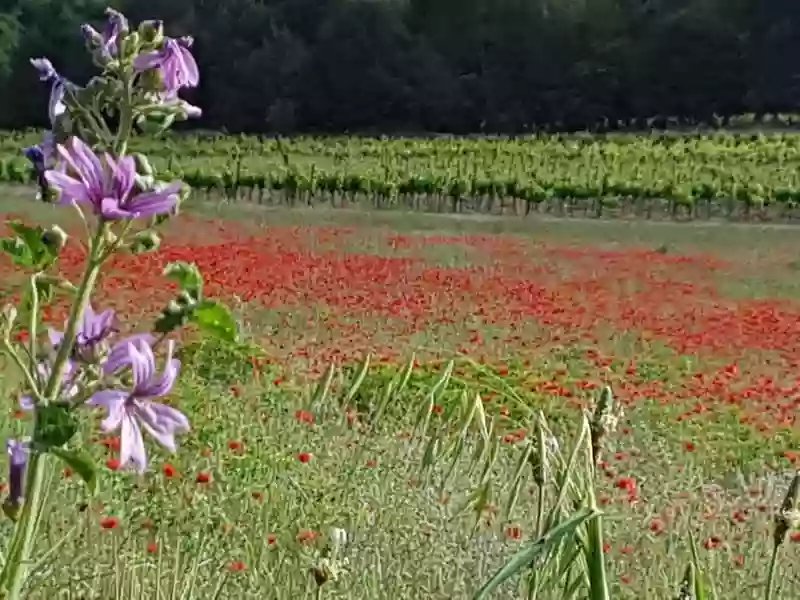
[133,153,155,178]
[102,228,118,247]
[105,8,129,35]
[166,300,183,315]
[3,439,28,522]
[81,24,104,48]
[129,230,162,255]
[138,19,164,46]
[176,290,198,308]
[42,225,68,253]
[1,304,17,341]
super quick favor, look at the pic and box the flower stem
[765,544,781,600]
[0,224,107,599]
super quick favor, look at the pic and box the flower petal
[87,389,127,432]
[45,170,90,205]
[120,413,147,473]
[130,340,156,389]
[111,155,136,201]
[65,137,105,199]
[125,185,179,218]
[133,50,165,72]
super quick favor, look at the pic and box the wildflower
[19,360,79,411]
[147,542,158,554]
[267,534,277,545]
[163,463,177,478]
[81,8,128,60]
[100,516,119,530]
[87,338,189,473]
[105,457,121,471]
[5,440,28,510]
[45,137,181,221]
[297,530,318,544]
[134,37,199,94]
[649,519,665,535]
[48,304,119,365]
[30,58,70,125]
[195,472,211,484]
[505,525,522,540]
[297,452,313,464]
[228,561,246,573]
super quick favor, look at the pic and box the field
[1,132,800,599]
[6,131,800,221]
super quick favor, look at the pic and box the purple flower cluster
[28,306,190,473]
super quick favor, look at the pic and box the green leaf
[190,300,238,343]
[33,403,78,449]
[473,507,601,600]
[1,221,58,270]
[163,261,203,297]
[153,306,191,335]
[50,448,98,495]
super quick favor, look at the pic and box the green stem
[0,224,107,599]
[27,274,39,373]
[114,77,134,157]
[765,543,781,600]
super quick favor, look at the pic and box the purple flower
[6,440,28,508]
[81,8,128,59]
[44,137,181,220]
[30,58,68,126]
[134,37,199,94]
[87,339,189,473]
[49,304,118,363]
[20,361,79,411]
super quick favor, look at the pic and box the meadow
[1,131,800,598]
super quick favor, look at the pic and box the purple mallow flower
[44,137,181,220]
[134,36,199,94]
[87,338,189,473]
[6,440,28,509]
[30,58,69,126]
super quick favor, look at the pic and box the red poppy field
[0,194,799,598]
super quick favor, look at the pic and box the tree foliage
[0,0,798,133]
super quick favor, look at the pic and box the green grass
[0,186,799,598]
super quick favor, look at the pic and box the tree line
[0,0,798,134]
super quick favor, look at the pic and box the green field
[1,166,800,598]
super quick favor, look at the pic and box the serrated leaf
[50,448,98,495]
[34,403,78,449]
[163,261,203,296]
[190,300,238,343]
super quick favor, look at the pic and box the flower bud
[3,439,28,522]
[129,230,162,254]
[102,228,118,247]
[81,24,103,49]
[1,304,17,341]
[133,153,155,178]
[176,290,199,309]
[41,225,68,253]
[138,20,164,46]
[104,8,129,35]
